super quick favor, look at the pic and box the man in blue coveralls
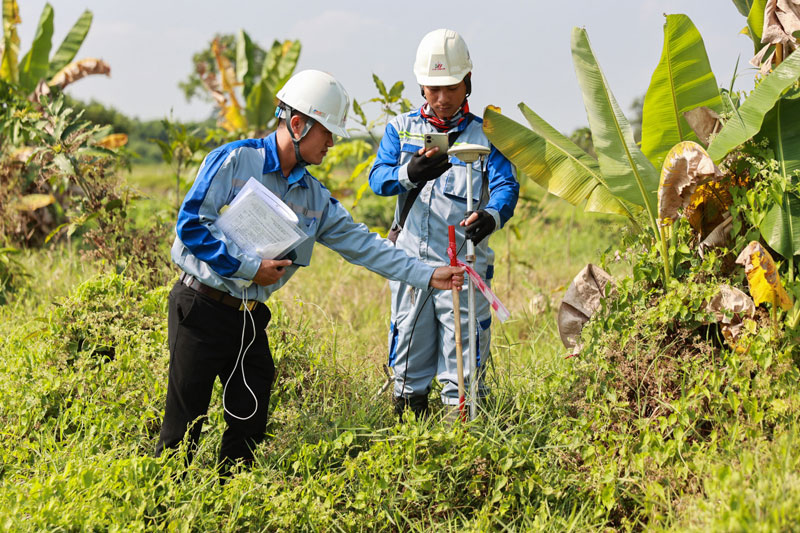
[156,69,465,472]
[369,30,519,418]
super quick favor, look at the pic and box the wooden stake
[449,225,466,420]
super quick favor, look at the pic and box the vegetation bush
[0,91,173,287]
[534,137,800,528]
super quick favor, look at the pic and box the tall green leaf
[1,0,21,84]
[571,27,659,231]
[236,29,255,98]
[261,40,300,96]
[747,0,768,52]
[641,14,722,171]
[758,97,800,260]
[17,2,53,92]
[245,78,276,132]
[47,8,91,77]
[732,0,755,17]
[483,105,634,219]
[707,50,800,162]
[760,193,800,260]
[762,95,800,175]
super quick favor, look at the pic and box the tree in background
[0,1,110,100]
[178,31,300,137]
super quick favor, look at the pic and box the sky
[16,1,757,135]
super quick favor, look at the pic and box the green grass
[123,162,185,227]
[0,166,631,530]
[2,163,798,531]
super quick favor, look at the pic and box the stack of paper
[216,177,307,260]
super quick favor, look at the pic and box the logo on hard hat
[432,62,446,71]
[311,108,325,117]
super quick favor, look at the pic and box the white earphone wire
[222,290,259,420]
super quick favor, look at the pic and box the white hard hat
[276,69,350,138]
[413,29,472,86]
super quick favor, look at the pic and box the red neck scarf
[420,100,470,132]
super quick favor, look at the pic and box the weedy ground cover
[0,169,625,531]
[1,162,799,531]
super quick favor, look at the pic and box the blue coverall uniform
[369,109,518,406]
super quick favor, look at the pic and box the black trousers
[155,281,275,467]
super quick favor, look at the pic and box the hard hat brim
[323,123,350,138]
[416,73,468,87]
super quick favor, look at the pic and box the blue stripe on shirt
[368,123,407,197]
[175,138,266,277]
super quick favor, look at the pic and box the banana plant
[199,31,300,135]
[0,1,105,95]
[485,27,663,240]
[484,17,734,285]
[699,37,800,277]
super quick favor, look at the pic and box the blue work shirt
[172,132,435,301]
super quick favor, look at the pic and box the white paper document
[215,177,308,260]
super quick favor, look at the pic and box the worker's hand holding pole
[449,225,467,421]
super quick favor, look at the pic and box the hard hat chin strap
[282,105,314,167]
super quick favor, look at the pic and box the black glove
[464,210,496,245]
[407,150,451,184]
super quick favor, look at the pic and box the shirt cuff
[410,263,436,291]
[485,208,501,230]
[398,163,415,190]
[234,253,261,282]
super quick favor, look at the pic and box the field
[3,159,800,531]
[0,164,631,531]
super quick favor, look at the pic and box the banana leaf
[641,14,722,171]
[517,103,635,218]
[245,78,276,132]
[571,27,659,231]
[1,0,21,84]
[758,96,800,261]
[760,193,800,261]
[736,241,793,309]
[483,105,634,219]
[707,49,800,162]
[732,0,755,17]
[746,0,768,52]
[47,57,109,91]
[762,95,800,174]
[274,40,300,88]
[17,2,53,92]
[236,29,255,98]
[47,9,91,77]
[261,40,300,96]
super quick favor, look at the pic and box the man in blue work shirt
[369,30,519,418]
[156,69,465,472]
